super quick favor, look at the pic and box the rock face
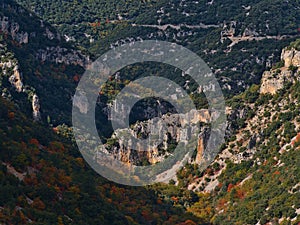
[195,128,210,164]
[0,3,60,45]
[0,46,41,120]
[0,53,24,93]
[36,47,89,67]
[260,48,299,95]
[260,69,293,95]
[281,48,300,68]
[221,21,236,41]
[8,65,23,92]
[32,94,41,121]
[101,109,214,166]
[0,16,29,44]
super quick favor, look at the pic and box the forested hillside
[0,0,300,224]
[16,0,300,95]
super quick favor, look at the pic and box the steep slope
[0,0,88,125]
[0,95,205,224]
[1,0,300,224]
[175,41,300,224]
[0,1,205,224]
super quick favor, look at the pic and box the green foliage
[0,96,204,224]
[2,0,300,224]
[288,39,300,51]
[288,65,298,73]
[15,0,300,97]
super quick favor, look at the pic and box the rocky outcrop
[242,28,259,37]
[0,16,29,44]
[281,48,300,68]
[32,94,41,121]
[45,27,55,40]
[0,1,60,44]
[36,47,90,67]
[260,48,299,95]
[0,45,41,120]
[105,99,212,125]
[260,69,293,95]
[0,53,24,93]
[8,65,23,92]
[195,128,210,164]
[100,109,215,166]
[225,106,247,136]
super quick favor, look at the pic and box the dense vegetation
[175,80,300,224]
[16,0,300,96]
[0,95,205,224]
[1,0,300,224]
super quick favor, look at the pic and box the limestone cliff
[281,47,300,68]
[0,44,41,120]
[260,48,299,95]
[32,94,41,121]
[0,16,28,44]
[260,69,294,95]
[99,109,215,166]
[36,47,90,67]
[0,4,87,67]
[8,65,23,92]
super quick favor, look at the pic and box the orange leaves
[73,74,80,82]
[37,165,71,188]
[32,198,45,210]
[182,220,197,225]
[74,158,85,168]
[141,209,152,221]
[171,196,179,203]
[56,170,72,188]
[8,111,15,120]
[12,209,27,224]
[48,141,65,153]
[226,182,249,200]
[90,21,101,27]
[217,182,223,189]
[156,198,163,205]
[29,138,39,146]
[236,189,246,200]
[110,185,119,194]
[58,216,64,225]
[24,174,38,186]
[227,183,235,192]
[292,133,300,146]
[217,198,227,209]
[68,186,80,195]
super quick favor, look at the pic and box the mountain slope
[0,1,204,224]
[175,41,300,224]
[0,95,205,224]
[1,0,300,224]
[15,0,300,95]
[0,0,90,125]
